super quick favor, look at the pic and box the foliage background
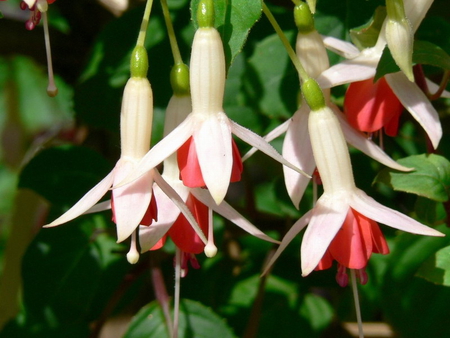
[0,0,450,337]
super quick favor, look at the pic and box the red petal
[149,235,166,251]
[328,209,370,269]
[178,137,243,187]
[230,139,243,182]
[178,137,206,188]
[168,193,209,254]
[344,77,403,136]
[370,221,390,254]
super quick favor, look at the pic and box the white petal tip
[204,243,218,257]
[126,249,140,264]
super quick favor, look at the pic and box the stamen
[336,264,349,287]
[204,208,217,257]
[356,268,368,285]
[42,11,58,97]
[126,230,140,264]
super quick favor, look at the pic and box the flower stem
[137,0,155,47]
[262,2,310,83]
[160,0,183,65]
[350,269,365,338]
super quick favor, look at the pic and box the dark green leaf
[376,40,450,80]
[246,31,297,119]
[350,6,386,50]
[417,245,450,286]
[124,299,237,338]
[414,196,447,226]
[190,0,262,68]
[374,154,450,202]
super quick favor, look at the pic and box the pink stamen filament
[42,11,58,97]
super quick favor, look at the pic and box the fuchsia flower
[317,0,447,149]
[45,47,207,264]
[116,7,307,205]
[263,80,444,285]
[244,3,411,208]
[137,89,279,264]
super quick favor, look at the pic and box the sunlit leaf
[375,154,450,202]
[190,0,262,68]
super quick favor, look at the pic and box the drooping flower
[317,0,444,148]
[137,64,279,263]
[44,47,205,264]
[116,0,308,205]
[263,79,444,283]
[244,3,411,208]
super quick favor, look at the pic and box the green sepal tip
[301,78,326,111]
[130,45,149,78]
[197,0,215,28]
[170,63,190,96]
[294,2,314,33]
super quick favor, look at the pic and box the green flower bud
[294,2,314,33]
[197,0,215,28]
[301,78,325,111]
[130,45,149,78]
[170,63,190,96]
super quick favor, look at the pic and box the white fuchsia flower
[263,79,444,285]
[317,0,446,149]
[138,67,278,262]
[244,3,411,208]
[116,0,308,205]
[44,47,205,264]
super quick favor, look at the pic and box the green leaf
[375,40,450,80]
[414,196,447,226]
[190,0,262,68]
[350,6,386,50]
[299,293,333,333]
[375,154,450,202]
[412,40,450,70]
[75,7,165,133]
[246,31,298,119]
[417,245,450,286]
[124,299,237,338]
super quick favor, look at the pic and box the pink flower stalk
[344,77,404,137]
[263,81,444,284]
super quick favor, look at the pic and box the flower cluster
[42,0,446,288]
